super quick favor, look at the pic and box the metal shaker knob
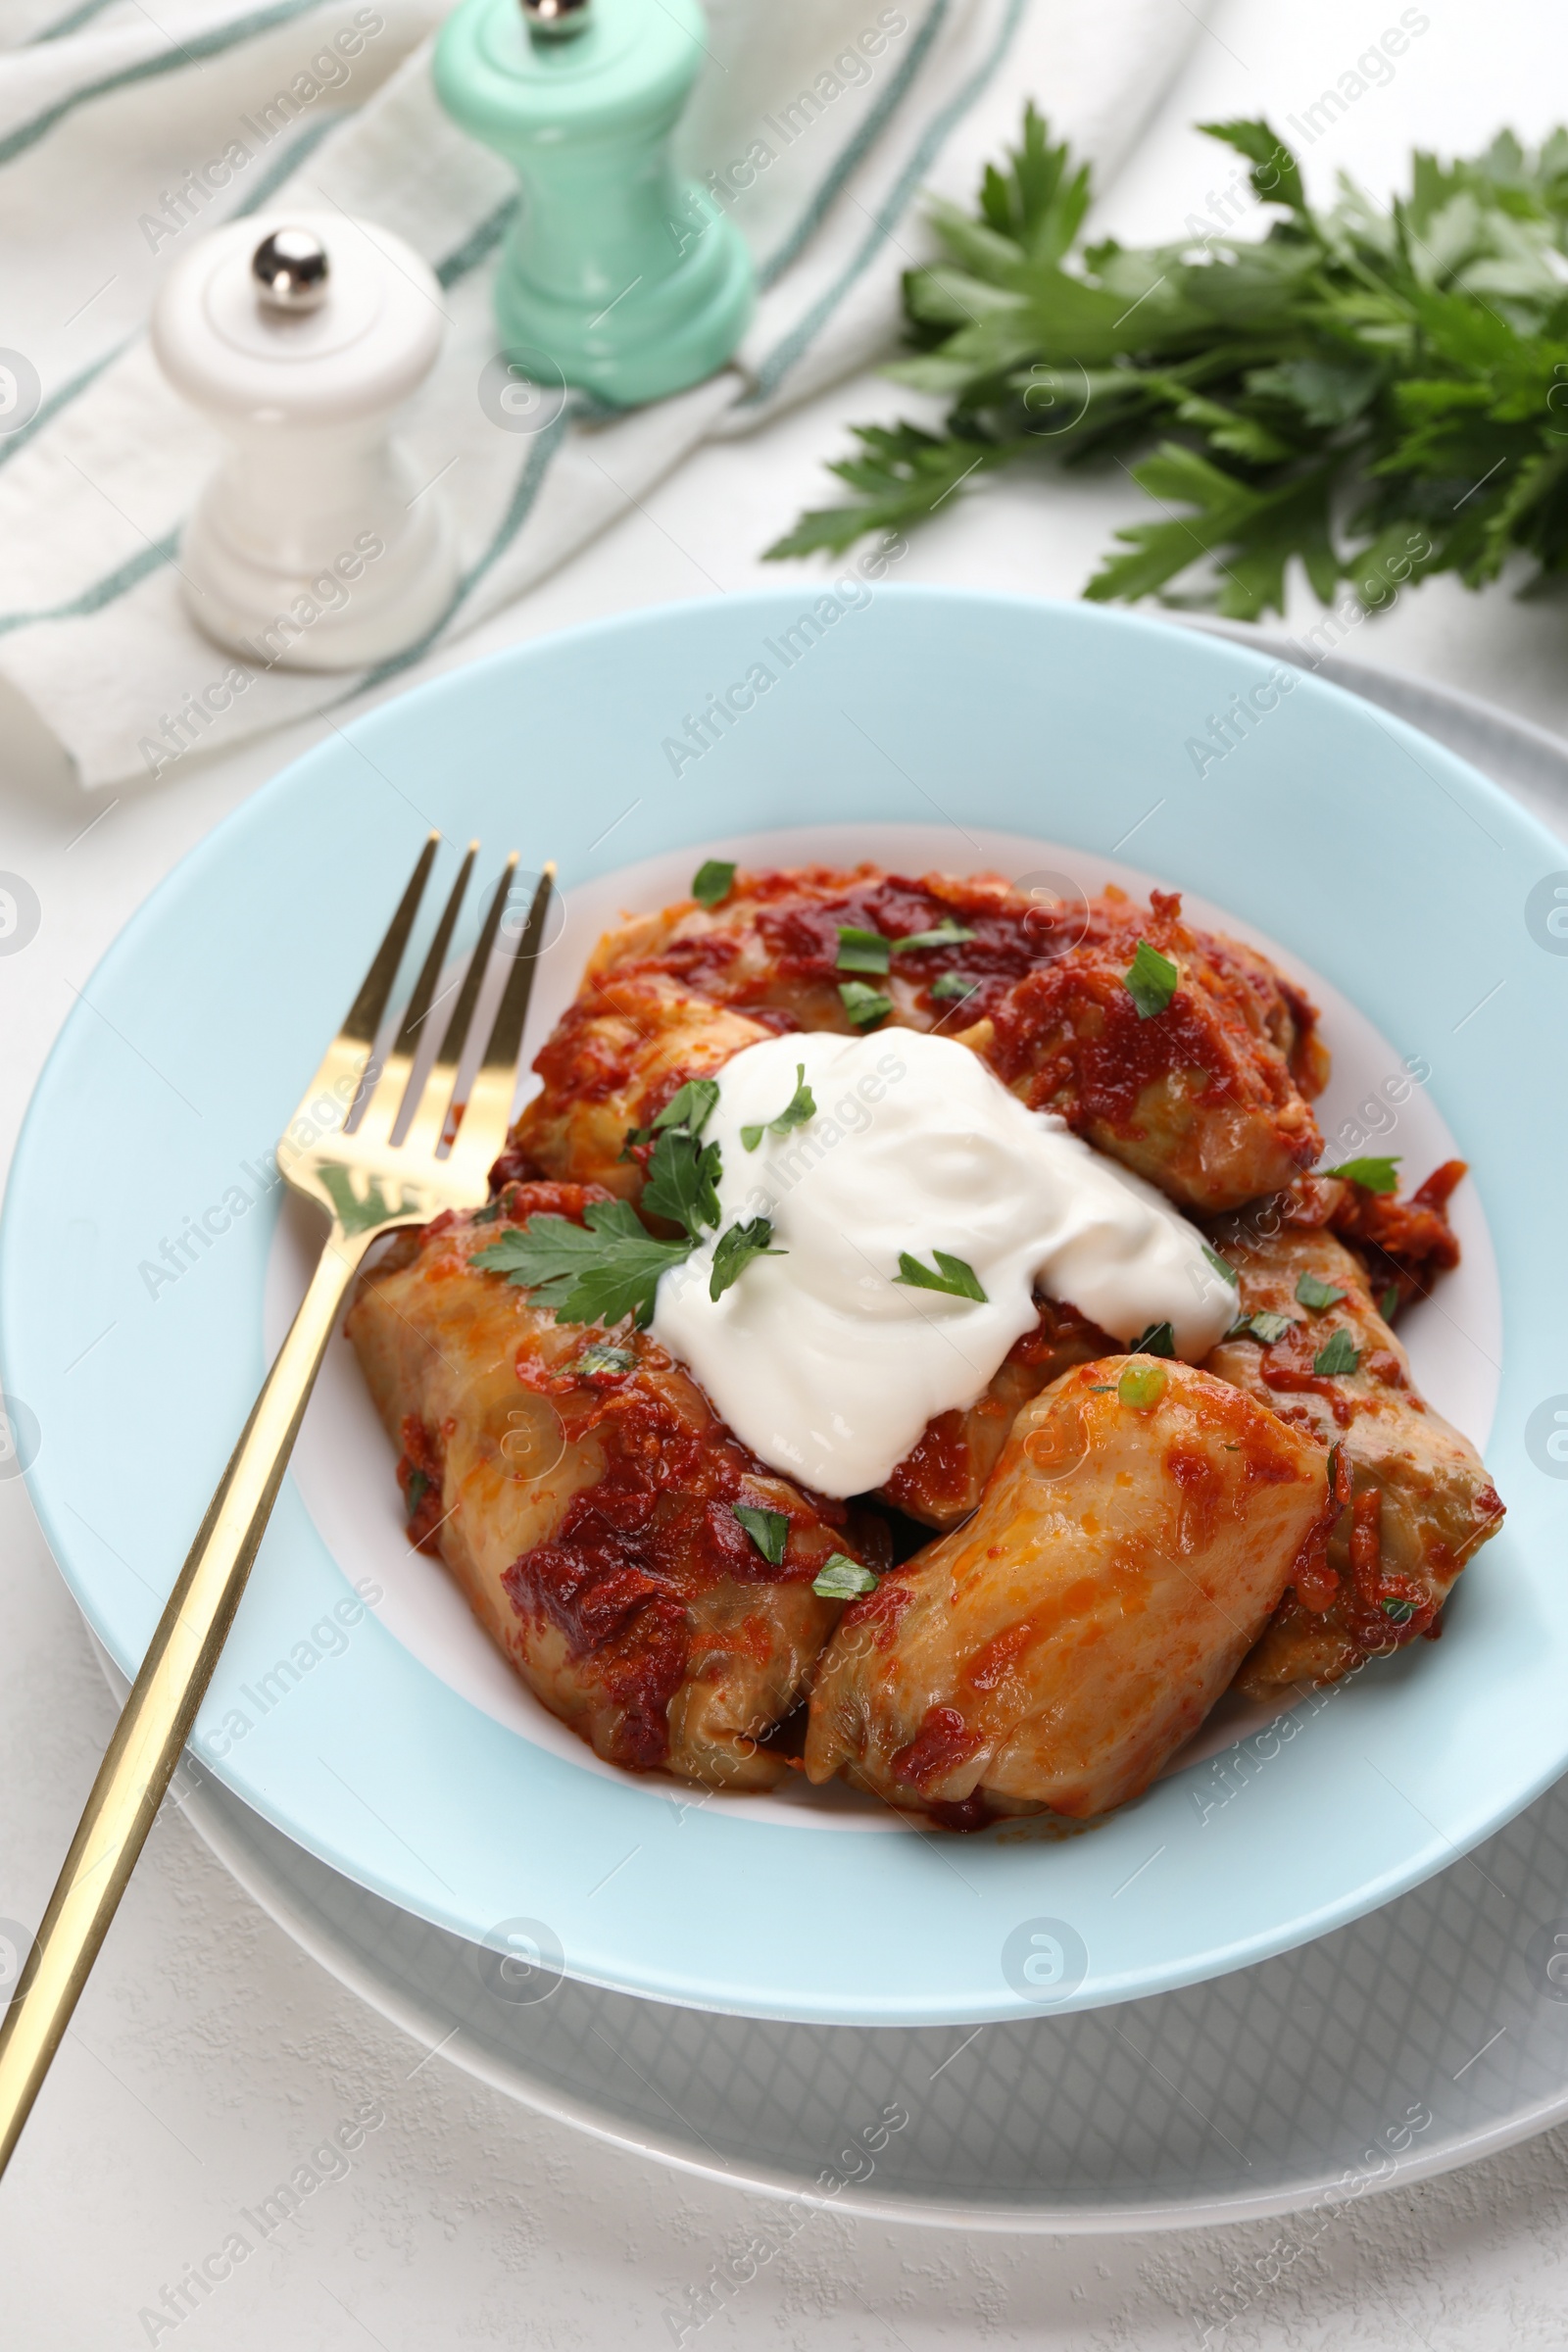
[251,226,331,314]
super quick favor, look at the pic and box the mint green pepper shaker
[434,0,753,406]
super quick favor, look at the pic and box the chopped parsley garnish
[1130,1320,1176,1357]
[836,924,892,974]
[1381,1597,1415,1623]
[839,979,892,1027]
[929,972,978,1003]
[658,1076,720,1135]
[710,1217,784,1301]
[893,918,977,952]
[405,1468,429,1519]
[1119,1363,1167,1409]
[1201,1243,1239,1288]
[732,1502,789,1567]
[1227,1309,1296,1345]
[1295,1272,1346,1311]
[1122,938,1178,1019]
[1379,1283,1400,1322]
[1313,1329,1361,1377]
[642,1123,722,1242]
[894,1250,987,1302]
[473,1202,693,1330]
[624,1075,720,1150]
[1323,1154,1400,1194]
[470,1200,504,1225]
[812,1553,880,1599]
[741,1063,816,1152]
[692,858,736,908]
[575,1343,635,1377]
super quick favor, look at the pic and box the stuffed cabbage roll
[346,1182,870,1787]
[504,863,1327,1219]
[1203,1214,1504,1695]
[805,1357,1329,1824]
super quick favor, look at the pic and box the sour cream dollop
[650,1030,1236,1497]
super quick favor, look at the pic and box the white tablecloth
[4,0,1568,2341]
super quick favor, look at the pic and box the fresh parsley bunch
[767,110,1568,618]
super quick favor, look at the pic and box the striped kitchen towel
[0,0,1211,787]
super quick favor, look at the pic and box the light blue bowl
[4,589,1561,2027]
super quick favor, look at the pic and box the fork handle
[0,1223,372,2178]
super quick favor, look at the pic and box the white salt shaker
[151,212,457,671]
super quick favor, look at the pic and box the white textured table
[5,1,1568,2342]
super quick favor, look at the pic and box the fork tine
[349,841,479,1151]
[475,863,556,1084]
[431,854,518,1074]
[340,833,440,1048]
[399,855,518,1162]
[392,840,477,1059]
[445,863,556,1174]
[285,833,440,1145]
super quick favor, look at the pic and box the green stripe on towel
[29,0,125,42]
[758,0,951,292]
[0,530,179,639]
[746,0,1029,405]
[0,340,128,475]
[331,397,579,703]
[0,0,325,170]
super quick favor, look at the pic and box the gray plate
[170,642,1568,2231]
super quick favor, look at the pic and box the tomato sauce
[893,1704,984,1795]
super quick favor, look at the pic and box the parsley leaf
[893,918,977,952]
[1227,1309,1296,1345]
[658,1077,720,1137]
[405,1468,429,1520]
[473,1203,691,1331]
[623,1076,721,1153]
[575,1343,635,1377]
[836,924,892,974]
[733,1503,789,1567]
[741,1063,816,1152]
[1119,1363,1168,1409]
[767,426,1010,562]
[641,1124,722,1243]
[1313,1329,1361,1377]
[692,859,736,908]
[1122,938,1178,1018]
[1382,1597,1415,1623]
[839,979,893,1027]
[470,1200,504,1225]
[812,1553,880,1599]
[1296,1272,1346,1311]
[710,1217,785,1301]
[894,1250,988,1301]
[1323,1155,1401,1194]
[1130,1320,1176,1357]
[1379,1283,1400,1322]
[929,972,979,1003]
[1201,1243,1239,1287]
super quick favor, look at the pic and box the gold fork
[0,836,554,2177]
